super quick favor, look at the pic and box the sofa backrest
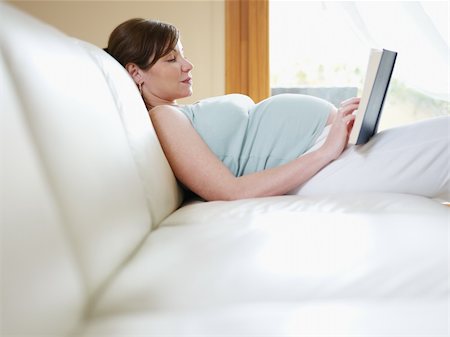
[0,3,182,335]
[74,39,183,228]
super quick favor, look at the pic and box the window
[270,1,449,130]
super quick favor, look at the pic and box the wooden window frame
[225,0,269,103]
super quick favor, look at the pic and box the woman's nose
[182,58,194,72]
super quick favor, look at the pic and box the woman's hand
[320,97,360,161]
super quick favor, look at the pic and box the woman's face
[142,40,194,105]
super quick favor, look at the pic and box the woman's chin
[176,86,193,99]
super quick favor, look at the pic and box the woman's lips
[181,77,192,85]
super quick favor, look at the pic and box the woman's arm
[150,101,357,201]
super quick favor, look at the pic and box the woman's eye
[168,57,176,62]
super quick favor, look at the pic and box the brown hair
[106,18,179,70]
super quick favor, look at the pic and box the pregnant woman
[105,18,449,202]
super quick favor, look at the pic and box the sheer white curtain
[331,1,449,101]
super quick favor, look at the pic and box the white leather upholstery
[1,3,448,336]
[1,44,85,336]
[1,3,180,334]
[85,194,448,334]
[74,39,183,228]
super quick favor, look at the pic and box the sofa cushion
[78,299,448,336]
[88,193,448,332]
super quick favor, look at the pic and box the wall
[7,0,225,104]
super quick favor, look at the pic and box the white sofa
[1,4,448,336]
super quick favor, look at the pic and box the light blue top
[178,93,333,176]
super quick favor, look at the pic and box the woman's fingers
[347,118,355,133]
[344,113,356,123]
[338,103,359,117]
[340,97,361,107]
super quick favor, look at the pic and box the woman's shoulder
[148,104,188,123]
[149,104,180,112]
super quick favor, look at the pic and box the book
[349,48,397,145]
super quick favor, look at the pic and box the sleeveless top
[178,93,333,177]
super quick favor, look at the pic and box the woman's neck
[144,95,178,110]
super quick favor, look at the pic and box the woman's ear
[125,63,143,85]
